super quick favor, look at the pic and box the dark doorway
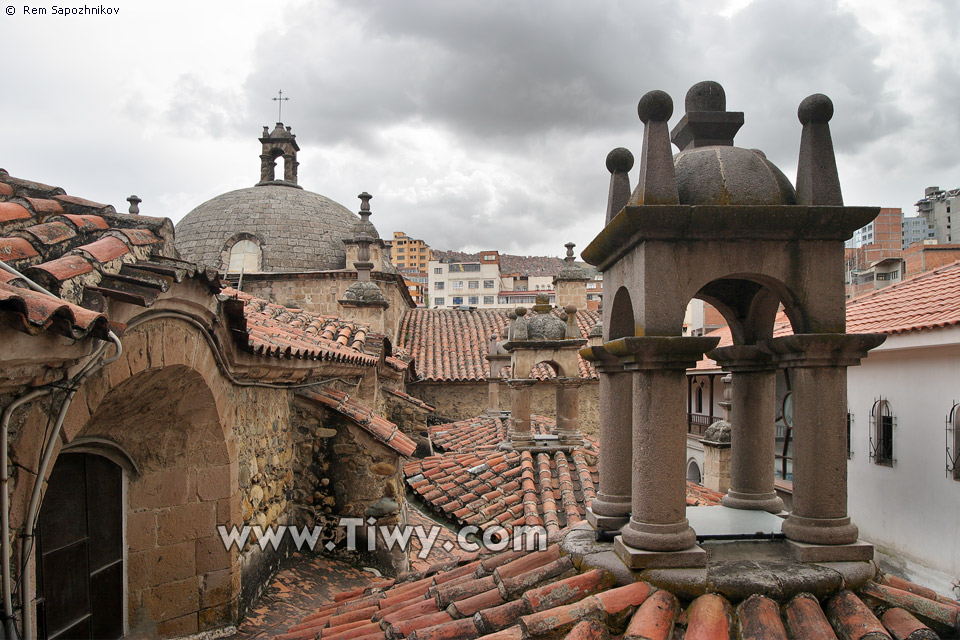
[37,452,123,639]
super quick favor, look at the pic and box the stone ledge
[786,538,875,563]
[614,536,708,569]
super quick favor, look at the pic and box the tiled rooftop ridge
[221,287,380,366]
[274,535,960,640]
[298,386,417,457]
[397,308,600,382]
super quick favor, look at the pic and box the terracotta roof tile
[222,287,379,366]
[397,308,600,382]
[0,281,112,339]
[387,388,436,412]
[298,386,417,457]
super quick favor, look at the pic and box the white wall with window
[846,325,960,595]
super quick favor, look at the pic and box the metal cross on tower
[272,90,289,121]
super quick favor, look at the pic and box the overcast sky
[2,0,958,258]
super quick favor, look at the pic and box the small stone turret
[258,122,302,187]
[554,242,590,310]
[342,192,387,307]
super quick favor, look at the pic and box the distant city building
[391,231,432,272]
[844,208,905,298]
[915,185,958,245]
[902,214,936,249]
[426,249,597,309]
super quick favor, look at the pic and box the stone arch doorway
[38,316,242,639]
[36,451,124,639]
[70,363,237,636]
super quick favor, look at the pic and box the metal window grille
[869,397,895,466]
[947,401,960,479]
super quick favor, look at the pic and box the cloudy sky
[2,0,958,258]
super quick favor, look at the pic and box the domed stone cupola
[175,123,361,273]
[629,81,797,207]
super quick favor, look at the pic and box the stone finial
[629,90,680,206]
[563,304,579,338]
[670,81,745,151]
[358,191,373,212]
[605,147,634,224]
[587,322,603,347]
[126,195,142,215]
[508,308,529,341]
[795,93,843,205]
[556,241,588,281]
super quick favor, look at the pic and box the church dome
[175,122,361,272]
[175,185,359,272]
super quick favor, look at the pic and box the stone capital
[604,336,720,371]
[554,377,584,389]
[579,345,626,374]
[504,378,537,390]
[707,344,776,372]
[760,333,886,368]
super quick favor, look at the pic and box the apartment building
[915,186,958,245]
[391,231,433,272]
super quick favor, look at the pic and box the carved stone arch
[693,272,807,345]
[46,315,241,636]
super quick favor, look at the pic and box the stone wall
[291,401,409,575]
[409,380,599,436]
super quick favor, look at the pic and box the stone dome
[175,184,360,272]
[673,146,797,206]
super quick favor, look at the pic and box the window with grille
[484,280,495,288]
[483,296,494,305]
[947,402,960,480]
[469,296,479,305]
[869,398,895,466]
[453,297,463,305]
[468,280,479,289]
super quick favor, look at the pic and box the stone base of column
[585,501,629,532]
[786,539,874,563]
[782,513,859,545]
[620,517,697,552]
[614,536,706,569]
[721,490,784,514]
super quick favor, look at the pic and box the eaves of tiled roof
[0,169,218,340]
[397,308,601,382]
[298,386,417,457]
[221,287,379,367]
[697,261,960,370]
[275,539,960,640]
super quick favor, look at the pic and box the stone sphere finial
[515,306,528,317]
[685,81,726,113]
[126,195,142,215]
[798,93,834,125]
[637,90,673,124]
[605,147,634,174]
[564,304,577,315]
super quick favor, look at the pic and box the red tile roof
[696,261,960,370]
[299,386,417,457]
[274,539,960,640]
[0,170,217,340]
[403,415,720,540]
[397,309,601,382]
[222,287,379,367]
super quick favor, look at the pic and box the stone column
[581,345,632,531]
[608,336,718,558]
[507,379,536,445]
[486,378,501,415]
[555,378,582,435]
[709,345,784,513]
[763,334,884,546]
